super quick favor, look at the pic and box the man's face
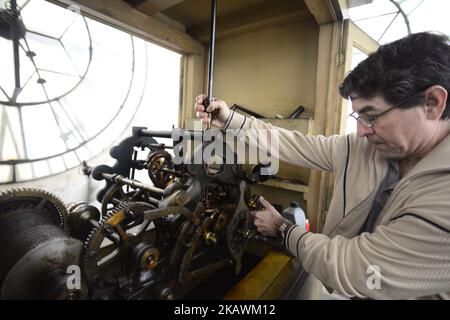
[351,96,430,160]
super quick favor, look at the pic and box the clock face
[0,0,150,184]
[0,0,91,106]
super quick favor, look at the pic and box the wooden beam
[135,0,185,17]
[188,0,311,43]
[262,179,308,195]
[304,0,335,25]
[123,0,147,7]
[180,51,205,128]
[306,21,345,232]
[49,0,202,55]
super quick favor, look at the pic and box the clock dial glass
[0,0,181,184]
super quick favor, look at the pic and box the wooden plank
[304,0,335,25]
[306,21,345,232]
[349,22,379,54]
[261,179,308,195]
[180,52,205,128]
[49,0,202,55]
[260,260,296,299]
[135,0,185,17]
[224,251,292,300]
[188,0,310,42]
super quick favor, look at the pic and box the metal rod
[137,130,174,138]
[11,0,21,99]
[115,175,164,197]
[231,104,264,119]
[288,105,305,119]
[138,129,206,140]
[207,0,217,104]
[206,0,217,130]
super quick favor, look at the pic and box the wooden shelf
[261,178,308,194]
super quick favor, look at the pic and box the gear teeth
[0,187,68,230]
[80,204,130,285]
[120,201,155,213]
[80,200,157,286]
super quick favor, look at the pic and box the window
[0,0,181,184]
[348,0,450,45]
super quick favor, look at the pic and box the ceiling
[123,0,311,41]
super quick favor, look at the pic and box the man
[195,32,450,299]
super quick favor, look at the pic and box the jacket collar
[401,133,450,182]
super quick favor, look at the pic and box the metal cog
[146,150,175,189]
[0,187,68,230]
[178,215,214,284]
[80,201,155,287]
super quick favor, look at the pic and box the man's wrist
[278,218,294,241]
[222,109,234,130]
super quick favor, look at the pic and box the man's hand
[195,94,231,129]
[251,197,285,237]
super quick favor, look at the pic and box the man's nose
[357,122,374,138]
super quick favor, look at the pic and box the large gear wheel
[0,187,84,299]
[0,187,68,230]
[80,201,154,288]
[226,209,249,256]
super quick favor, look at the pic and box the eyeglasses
[349,89,427,128]
[349,107,396,128]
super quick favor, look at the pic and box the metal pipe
[138,130,173,138]
[10,0,21,99]
[207,0,217,104]
[205,0,217,130]
[231,104,264,119]
[98,173,164,198]
[138,129,205,141]
[288,106,305,119]
[115,175,164,196]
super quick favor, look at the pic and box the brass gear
[0,187,68,230]
[146,150,174,188]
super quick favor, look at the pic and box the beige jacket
[226,111,450,299]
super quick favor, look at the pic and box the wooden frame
[308,19,378,232]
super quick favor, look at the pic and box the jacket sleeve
[285,216,450,299]
[225,112,349,173]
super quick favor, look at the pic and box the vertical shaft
[11,0,21,99]
[206,0,217,129]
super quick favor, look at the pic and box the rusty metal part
[226,181,251,274]
[0,188,84,299]
[141,248,160,270]
[133,243,160,271]
[100,182,160,216]
[178,218,232,284]
[81,201,192,292]
[81,203,137,286]
[0,187,68,230]
[67,202,100,240]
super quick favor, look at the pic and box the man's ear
[424,85,448,120]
